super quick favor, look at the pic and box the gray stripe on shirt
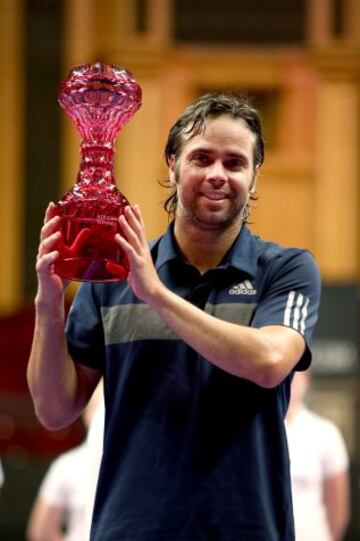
[101,302,257,345]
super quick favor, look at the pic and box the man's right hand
[35,202,69,304]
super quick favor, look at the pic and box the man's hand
[112,205,164,303]
[36,202,69,304]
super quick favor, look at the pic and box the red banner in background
[0,306,84,459]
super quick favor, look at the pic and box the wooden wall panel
[251,174,314,252]
[116,78,169,240]
[0,0,24,313]
[314,80,359,280]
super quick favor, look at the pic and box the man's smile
[200,191,229,201]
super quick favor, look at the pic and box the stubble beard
[176,196,246,232]
[172,165,249,232]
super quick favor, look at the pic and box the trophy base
[54,257,128,282]
[55,205,129,283]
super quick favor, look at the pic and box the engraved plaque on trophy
[54,62,142,282]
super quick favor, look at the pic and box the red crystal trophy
[54,63,142,282]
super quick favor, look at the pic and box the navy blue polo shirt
[66,224,321,541]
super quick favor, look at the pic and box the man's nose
[206,161,226,184]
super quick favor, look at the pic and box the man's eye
[193,154,209,165]
[226,159,243,170]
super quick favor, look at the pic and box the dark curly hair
[162,92,265,221]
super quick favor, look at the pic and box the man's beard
[173,168,246,230]
[176,195,247,231]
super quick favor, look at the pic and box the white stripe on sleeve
[300,297,309,335]
[293,293,304,330]
[284,290,309,335]
[284,291,296,327]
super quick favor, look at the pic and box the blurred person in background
[286,371,350,541]
[26,383,104,541]
[0,458,4,490]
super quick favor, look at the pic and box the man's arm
[26,498,66,541]
[27,203,101,430]
[116,205,308,388]
[323,471,350,541]
[134,284,304,388]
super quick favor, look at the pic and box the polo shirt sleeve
[251,249,321,370]
[65,283,106,371]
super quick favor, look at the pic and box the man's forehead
[181,115,256,150]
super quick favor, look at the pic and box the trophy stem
[78,142,116,185]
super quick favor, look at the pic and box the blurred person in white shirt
[286,371,350,541]
[26,383,104,541]
[0,458,4,490]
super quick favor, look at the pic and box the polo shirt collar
[155,222,257,278]
[223,225,257,278]
[154,222,178,269]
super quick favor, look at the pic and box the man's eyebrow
[188,147,247,157]
[188,146,212,154]
[227,153,249,162]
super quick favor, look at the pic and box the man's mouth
[201,192,228,201]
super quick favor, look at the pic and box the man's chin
[192,211,241,230]
[177,202,244,230]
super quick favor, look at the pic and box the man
[28,93,321,540]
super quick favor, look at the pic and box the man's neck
[173,218,243,274]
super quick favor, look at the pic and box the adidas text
[229,281,257,295]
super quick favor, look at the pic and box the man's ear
[250,165,260,194]
[169,157,176,186]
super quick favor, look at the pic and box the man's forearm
[27,296,82,430]
[148,283,304,388]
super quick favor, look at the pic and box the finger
[119,215,142,251]
[44,202,59,224]
[38,231,61,258]
[115,232,137,258]
[40,215,61,242]
[115,234,145,270]
[131,204,145,229]
[124,206,143,235]
[36,250,59,274]
[121,206,148,251]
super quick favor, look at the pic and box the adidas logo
[229,280,257,295]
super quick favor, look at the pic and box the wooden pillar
[61,0,98,194]
[0,0,24,313]
[146,0,173,46]
[93,0,133,54]
[101,0,173,48]
[343,0,360,45]
[314,81,359,280]
[306,0,334,45]
[278,57,316,157]
[116,76,168,239]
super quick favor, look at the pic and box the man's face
[170,115,258,232]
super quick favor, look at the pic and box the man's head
[163,92,265,221]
